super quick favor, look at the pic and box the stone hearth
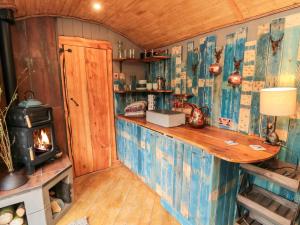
[0,156,73,225]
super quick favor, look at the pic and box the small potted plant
[0,87,28,191]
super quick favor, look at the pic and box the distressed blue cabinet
[116,119,239,225]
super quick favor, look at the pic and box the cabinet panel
[189,148,203,225]
[146,130,157,189]
[116,119,125,162]
[115,119,239,225]
[173,141,184,213]
[160,136,176,205]
[180,144,192,219]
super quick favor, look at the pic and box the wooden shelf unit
[114,90,173,94]
[240,159,300,192]
[113,58,142,63]
[237,185,299,225]
[172,93,193,98]
[235,214,263,225]
[113,56,170,73]
[142,56,170,62]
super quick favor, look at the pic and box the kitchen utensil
[18,91,42,108]
[146,83,153,91]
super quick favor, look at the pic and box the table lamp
[260,87,297,145]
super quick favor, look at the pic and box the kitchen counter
[117,115,280,163]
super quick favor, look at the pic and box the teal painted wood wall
[115,11,300,224]
[147,11,300,213]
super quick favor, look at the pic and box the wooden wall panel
[146,11,300,207]
[11,17,68,153]
[85,47,111,170]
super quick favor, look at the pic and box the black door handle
[70,98,79,107]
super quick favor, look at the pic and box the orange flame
[36,129,50,150]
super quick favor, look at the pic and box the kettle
[187,103,207,128]
[18,90,42,108]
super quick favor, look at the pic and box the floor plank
[57,165,180,225]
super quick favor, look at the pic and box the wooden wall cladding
[1,0,299,48]
[11,17,68,153]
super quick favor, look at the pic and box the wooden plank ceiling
[1,0,300,48]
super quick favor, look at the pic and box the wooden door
[59,37,115,177]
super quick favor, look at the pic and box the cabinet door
[173,140,184,212]
[160,135,175,205]
[180,143,192,219]
[138,126,147,181]
[189,147,203,225]
[189,148,214,225]
[144,129,157,190]
[124,121,131,168]
[116,119,125,162]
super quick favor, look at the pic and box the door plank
[64,44,94,176]
[85,47,111,170]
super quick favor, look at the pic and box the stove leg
[26,164,35,175]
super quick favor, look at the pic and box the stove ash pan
[7,105,60,175]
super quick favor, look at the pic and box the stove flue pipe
[0,8,17,103]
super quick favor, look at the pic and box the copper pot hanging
[209,47,223,76]
[228,57,243,86]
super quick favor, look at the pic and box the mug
[146,83,153,91]
[153,83,158,90]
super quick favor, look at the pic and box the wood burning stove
[7,105,60,175]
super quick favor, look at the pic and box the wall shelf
[172,93,194,98]
[114,90,173,94]
[142,56,170,62]
[237,185,299,225]
[240,159,300,192]
[113,56,170,72]
[113,58,142,63]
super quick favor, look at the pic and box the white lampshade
[260,87,297,116]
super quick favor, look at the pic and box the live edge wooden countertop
[117,115,280,164]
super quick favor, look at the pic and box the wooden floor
[57,164,180,225]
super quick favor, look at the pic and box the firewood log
[49,190,55,197]
[0,207,14,225]
[8,216,23,225]
[50,198,65,214]
[15,204,25,218]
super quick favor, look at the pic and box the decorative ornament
[270,33,284,56]
[228,57,243,86]
[209,46,223,75]
[187,103,207,128]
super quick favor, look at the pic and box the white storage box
[146,110,185,127]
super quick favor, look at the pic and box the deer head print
[270,33,284,55]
